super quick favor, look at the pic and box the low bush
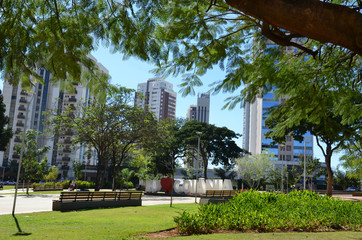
[174,190,362,235]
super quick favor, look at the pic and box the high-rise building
[0,55,108,179]
[135,78,176,121]
[243,42,313,168]
[186,105,197,121]
[186,93,210,123]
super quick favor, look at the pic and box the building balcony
[17,114,25,119]
[18,106,26,111]
[14,129,22,135]
[63,148,72,153]
[67,90,78,95]
[62,157,71,162]
[63,130,73,135]
[63,138,72,144]
[66,113,75,118]
[20,91,28,96]
[19,98,27,103]
[60,165,70,170]
[16,122,24,127]
[64,97,77,102]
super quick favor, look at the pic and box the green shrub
[75,180,95,190]
[174,190,362,235]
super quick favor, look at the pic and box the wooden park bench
[53,191,143,211]
[200,190,238,205]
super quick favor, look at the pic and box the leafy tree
[334,168,360,190]
[47,86,157,190]
[147,119,185,177]
[236,150,275,189]
[118,168,135,190]
[16,130,49,194]
[72,160,84,181]
[338,140,362,181]
[178,120,244,179]
[299,157,324,190]
[0,90,13,152]
[45,166,59,183]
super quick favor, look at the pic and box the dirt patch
[138,228,179,239]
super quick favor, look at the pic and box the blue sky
[91,47,342,169]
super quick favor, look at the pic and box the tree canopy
[0,90,12,152]
[1,1,361,90]
[177,120,245,179]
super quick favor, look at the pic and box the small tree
[45,166,59,186]
[299,157,324,190]
[17,129,49,194]
[236,150,275,189]
[72,160,84,181]
[119,168,135,190]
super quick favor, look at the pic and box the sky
[90,46,342,169]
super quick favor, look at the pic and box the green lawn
[172,232,362,240]
[0,204,360,240]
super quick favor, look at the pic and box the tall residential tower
[135,78,177,121]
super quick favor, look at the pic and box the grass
[0,204,198,240]
[170,232,362,240]
[0,203,360,240]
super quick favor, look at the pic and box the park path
[0,189,197,215]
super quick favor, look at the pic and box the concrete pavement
[0,189,198,215]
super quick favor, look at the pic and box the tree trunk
[325,145,334,197]
[95,152,103,191]
[225,0,362,56]
[203,159,208,179]
[26,179,30,195]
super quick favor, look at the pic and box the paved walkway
[0,189,198,215]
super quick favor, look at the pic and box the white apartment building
[0,56,108,179]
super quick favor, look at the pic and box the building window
[286,155,291,161]
[286,145,291,151]
[286,136,292,141]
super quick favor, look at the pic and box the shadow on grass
[13,232,32,236]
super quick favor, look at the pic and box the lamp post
[195,131,202,203]
[12,91,35,233]
[303,137,313,190]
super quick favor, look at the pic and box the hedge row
[174,190,362,235]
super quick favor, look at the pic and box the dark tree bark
[325,144,334,197]
[226,0,362,55]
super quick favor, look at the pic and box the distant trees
[177,120,245,179]
[236,151,275,189]
[299,157,324,190]
[338,140,362,181]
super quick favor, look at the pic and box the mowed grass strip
[0,204,198,240]
[169,231,362,240]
